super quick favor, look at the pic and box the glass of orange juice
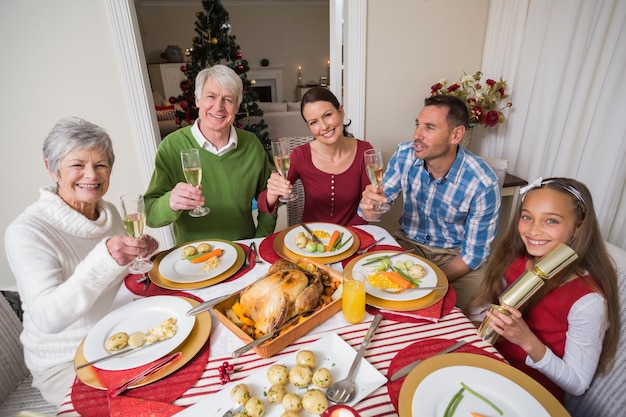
[342,272,366,324]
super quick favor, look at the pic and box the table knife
[389,340,467,382]
[186,293,232,316]
[362,248,416,266]
[109,351,182,397]
[75,338,167,370]
[297,221,325,246]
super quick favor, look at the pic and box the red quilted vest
[495,256,598,402]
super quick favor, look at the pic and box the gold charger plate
[148,239,244,290]
[74,297,211,390]
[272,224,360,264]
[343,251,448,311]
[399,353,570,417]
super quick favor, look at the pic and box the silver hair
[43,117,115,175]
[194,64,243,106]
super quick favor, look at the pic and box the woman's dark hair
[424,95,470,129]
[301,87,353,137]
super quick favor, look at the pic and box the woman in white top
[4,117,158,406]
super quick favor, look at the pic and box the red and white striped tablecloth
[57,309,500,417]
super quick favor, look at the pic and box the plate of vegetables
[398,353,566,417]
[159,240,239,283]
[283,223,353,258]
[353,251,438,301]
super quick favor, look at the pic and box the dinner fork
[356,237,385,255]
[135,274,150,291]
[251,241,263,264]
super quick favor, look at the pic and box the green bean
[443,387,465,417]
[330,232,344,251]
[460,382,503,416]
[391,266,420,287]
[334,235,353,251]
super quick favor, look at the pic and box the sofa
[564,241,626,416]
[0,292,58,416]
[247,101,311,140]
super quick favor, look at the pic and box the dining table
[55,225,528,417]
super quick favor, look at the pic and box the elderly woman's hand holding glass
[4,117,158,407]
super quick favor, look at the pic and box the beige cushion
[257,102,288,112]
[286,101,301,111]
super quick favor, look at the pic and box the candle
[327,60,330,85]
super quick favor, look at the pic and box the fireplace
[246,67,284,102]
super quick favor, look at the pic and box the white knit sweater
[4,186,128,392]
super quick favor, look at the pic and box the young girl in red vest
[468,177,619,402]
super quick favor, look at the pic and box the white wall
[364,0,490,232]
[0,0,151,290]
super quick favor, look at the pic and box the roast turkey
[239,260,326,334]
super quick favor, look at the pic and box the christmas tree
[170,0,270,158]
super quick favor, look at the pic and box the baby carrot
[189,248,223,264]
[379,270,413,289]
[326,230,340,252]
[470,413,487,417]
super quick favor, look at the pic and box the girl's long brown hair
[467,177,619,375]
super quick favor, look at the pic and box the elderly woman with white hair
[4,117,158,406]
[144,64,277,244]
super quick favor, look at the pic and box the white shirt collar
[191,121,238,156]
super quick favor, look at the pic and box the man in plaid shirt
[359,95,501,310]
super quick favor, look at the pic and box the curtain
[473,0,626,249]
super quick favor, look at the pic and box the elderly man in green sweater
[144,65,277,243]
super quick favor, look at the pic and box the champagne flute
[271,138,298,203]
[364,148,390,214]
[120,193,153,274]
[181,148,210,217]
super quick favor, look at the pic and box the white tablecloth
[56,226,499,416]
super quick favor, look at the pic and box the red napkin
[366,285,456,323]
[125,243,254,296]
[386,338,504,411]
[258,232,282,263]
[258,226,376,264]
[71,339,210,417]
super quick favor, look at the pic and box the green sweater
[144,127,277,244]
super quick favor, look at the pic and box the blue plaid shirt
[380,142,501,269]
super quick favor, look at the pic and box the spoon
[326,314,383,404]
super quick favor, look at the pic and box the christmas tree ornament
[210,37,218,45]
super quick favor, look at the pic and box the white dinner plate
[158,240,238,283]
[174,333,388,417]
[353,252,437,301]
[399,353,569,417]
[283,223,352,258]
[82,296,196,371]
